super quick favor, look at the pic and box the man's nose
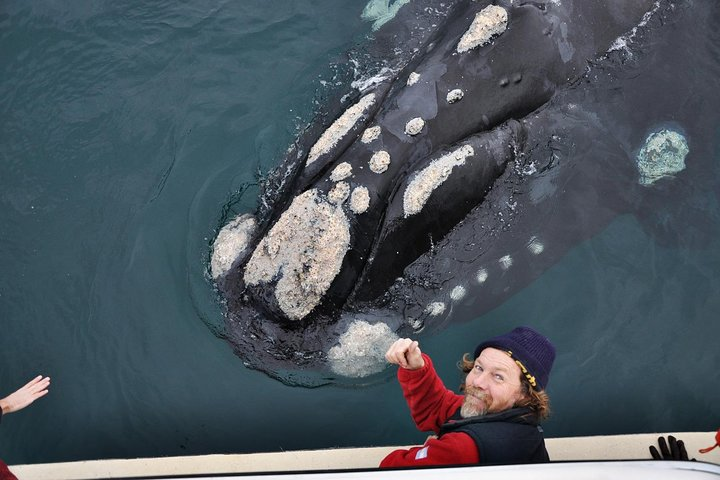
[471,371,489,389]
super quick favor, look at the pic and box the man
[380,326,555,467]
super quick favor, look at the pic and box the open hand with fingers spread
[0,375,51,416]
[385,338,425,370]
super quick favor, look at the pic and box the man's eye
[474,365,483,371]
[494,374,504,382]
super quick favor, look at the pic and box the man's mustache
[464,386,489,401]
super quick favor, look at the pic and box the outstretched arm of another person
[0,375,50,418]
[380,432,479,468]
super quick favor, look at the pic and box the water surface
[1,0,719,464]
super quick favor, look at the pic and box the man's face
[461,347,526,418]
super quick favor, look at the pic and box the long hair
[458,353,551,421]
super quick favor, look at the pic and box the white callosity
[328,181,351,205]
[361,125,382,144]
[476,268,488,283]
[211,214,257,280]
[457,5,508,53]
[447,89,464,103]
[243,189,351,321]
[327,320,399,377]
[425,302,446,316]
[450,285,467,301]
[527,236,544,255]
[306,93,376,166]
[407,72,421,86]
[350,186,370,214]
[369,150,391,173]
[403,144,475,217]
[636,129,689,185]
[330,162,353,182]
[499,255,513,270]
[404,117,425,136]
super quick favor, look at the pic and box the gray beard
[460,392,489,418]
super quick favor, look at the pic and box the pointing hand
[385,338,425,370]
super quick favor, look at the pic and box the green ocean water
[1,0,719,465]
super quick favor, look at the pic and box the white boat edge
[9,431,720,479]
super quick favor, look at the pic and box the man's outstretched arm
[386,339,463,432]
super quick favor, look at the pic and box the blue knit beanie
[473,326,556,391]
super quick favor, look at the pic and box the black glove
[649,435,695,461]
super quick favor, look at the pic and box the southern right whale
[210,0,719,383]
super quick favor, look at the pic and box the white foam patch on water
[306,93,376,166]
[328,181,351,205]
[404,117,425,136]
[476,268,488,284]
[450,285,467,301]
[425,302,446,316]
[243,189,350,321]
[328,320,398,377]
[499,255,513,270]
[350,186,370,214]
[330,162,353,182]
[403,144,474,217]
[211,214,257,280]
[457,5,508,53]
[407,72,421,86]
[369,150,391,173]
[527,236,544,255]
[636,128,689,185]
[446,89,464,103]
[361,125,381,144]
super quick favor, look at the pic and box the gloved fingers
[677,439,689,461]
[669,435,680,460]
[658,436,671,459]
[650,445,662,460]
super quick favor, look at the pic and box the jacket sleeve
[379,432,479,468]
[0,460,19,480]
[397,353,464,433]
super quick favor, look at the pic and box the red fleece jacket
[379,354,480,467]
